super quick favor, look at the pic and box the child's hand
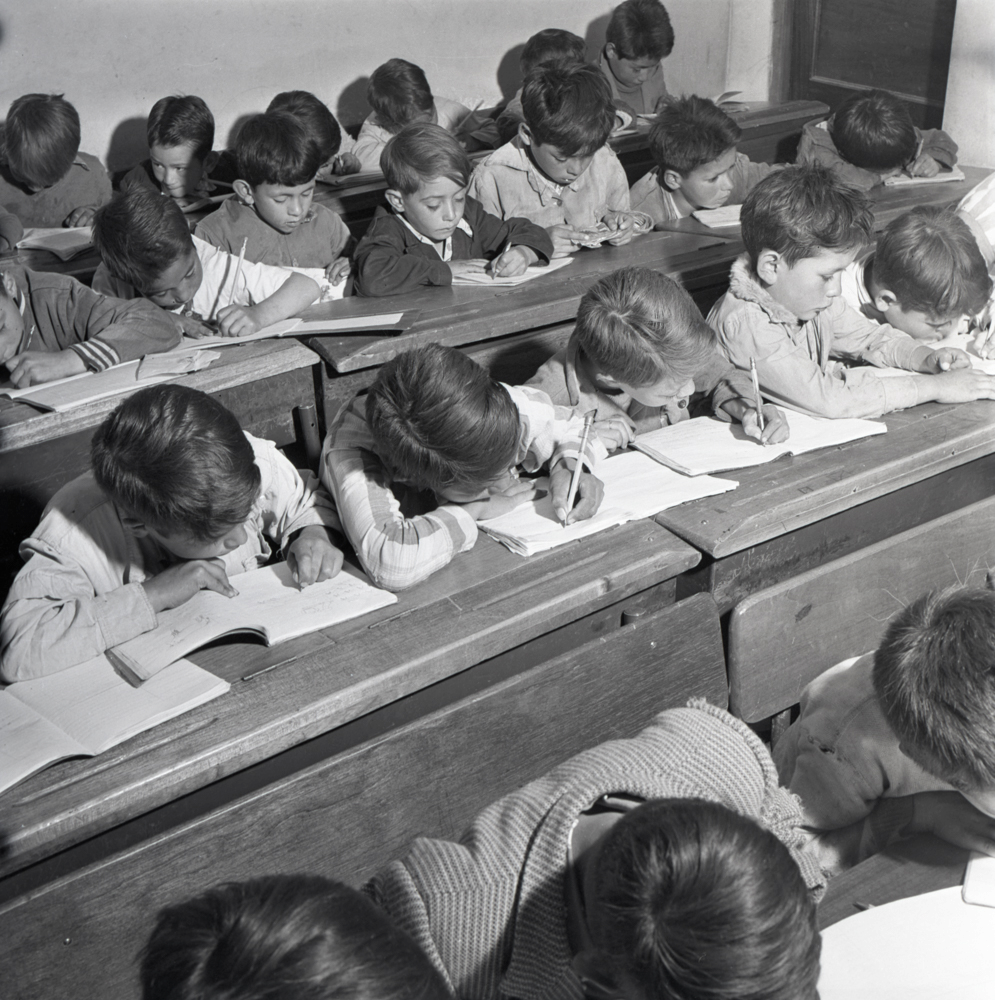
[142,559,238,613]
[911,791,995,855]
[174,313,216,340]
[907,153,941,178]
[491,245,536,278]
[286,526,344,589]
[64,206,96,227]
[601,211,636,246]
[325,257,352,285]
[974,319,995,360]
[550,463,605,524]
[447,259,489,278]
[6,349,86,387]
[921,346,972,372]
[595,415,637,452]
[925,369,995,403]
[457,477,544,521]
[546,224,583,258]
[214,304,261,338]
[741,403,789,445]
[333,152,362,175]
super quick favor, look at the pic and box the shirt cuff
[93,581,158,649]
[879,374,921,412]
[70,339,121,372]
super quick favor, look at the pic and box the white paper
[181,312,408,348]
[0,359,176,411]
[691,204,742,228]
[882,166,967,187]
[17,226,93,260]
[963,852,995,907]
[452,257,572,286]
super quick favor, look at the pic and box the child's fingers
[199,560,238,598]
[567,474,605,524]
[315,546,344,582]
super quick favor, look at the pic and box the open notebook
[633,412,887,476]
[691,204,742,228]
[17,226,93,260]
[480,450,737,557]
[882,166,966,187]
[452,257,572,287]
[107,562,397,684]
[181,311,408,348]
[0,655,228,796]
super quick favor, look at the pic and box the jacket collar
[727,253,802,325]
[488,137,578,206]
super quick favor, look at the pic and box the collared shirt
[396,211,474,261]
[597,48,668,116]
[0,152,112,227]
[352,97,474,172]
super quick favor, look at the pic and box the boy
[775,586,995,873]
[368,702,823,1000]
[0,93,111,228]
[598,0,674,116]
[796,89,958,191]
[195,112,350,284]
[708,165,995,419]
[353,123,553,297]
[92,187,332,338]
[0,384,342,681]
[0,264,180,387]
[320,343,604,591]
[267,90,362,180]
[630,95,778,226]
[469,63,640,259]
[529,266,788,451]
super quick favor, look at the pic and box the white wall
[943,0,995,168]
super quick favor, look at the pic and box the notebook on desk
[16,226,93,260]
[451,257,573,286]
[882,166,966,187]
[181,311,409,348]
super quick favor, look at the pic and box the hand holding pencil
[552,410,605,525]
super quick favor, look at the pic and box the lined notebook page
[452,257,572,286]
[17,226,93,259]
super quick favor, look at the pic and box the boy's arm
[506,384,606,474]
[918,128,959,169]
[351,118,388,173]
[828,299,933,370]
[603,148,632,215]
[0,208,23,251]
[697,352,755,420]
[215,253,323,334]
[466,164,503,219]
[354,219,455,296]
[727,153,780,205]
[795,123,880,190]
[464,198,553,263]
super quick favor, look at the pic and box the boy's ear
[871,288,900,313]
[232,179,255,204]
[203,150,220,174]
[518,123,534,148]
[755,249,782,286]
[1,271,19,299]
[385,188,407,214]
[605,41,618,61]
[120,513,150,537]
[661,168,683,192]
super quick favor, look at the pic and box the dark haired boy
[0,384,342,681]
[598,0,674,116]
[267,90,361,180]
[354,123,552,297]
[320,343,603,590]
[797,89,958,191]
[708,165,995,418]
[0,93,111,227]
[630,95,777,226]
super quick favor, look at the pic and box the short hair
[367,58,434,135]
[575,267,716,386]
[381,122,471,195]
[873,586,995,790]
[829,89,918,171]
[268,90,342,164]
[873,205,993,319]
[146,95,215,162]
[649,95,742,176]
[3,93,81,189]
[366,343,522,495]
[92,186,193,291]
[235,111,321,188]
[140,874,451,1000]
[594,799,820,1000]
[520,28,588,76]
[91,385,260,541]
[605,0,675,61]
[521,62,615,157]
[741,164,874,268]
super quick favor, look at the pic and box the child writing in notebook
[0,384,342,682]
[708,165,995,418]
[320,343,604,591]
[776,585,995,873]
[528,266,787,450]
[267,90,362,181]
[598,0,674,116]
[353,123,552,297]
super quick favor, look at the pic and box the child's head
[382,123,472,243]
[867,206,993,341]
[140,874,451,1000]
[365,343,522,503]
[520,28,588,76]
[2,93,81,191]
[367,58,436,136]
[575,266,716,406]
[873,586,995,816]
[649,95,742,210]
[233,111,320,235]
[829,89,918,172]
[93,187,201,309]
[742,164,874,321]
[145,95,217,201]
[520,62,616,185]
[267,90,342,181]
[592,798,820,1000]
[604,0,674,90]
[91,385,260,560]
[0,270,28,367]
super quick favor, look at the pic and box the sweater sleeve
[918,128,959,168]
[604,148,631,214]
[464,197,553,263]
[354,215,454,296]
[795,123,881,190]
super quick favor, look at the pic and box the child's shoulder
[32,472,121,549]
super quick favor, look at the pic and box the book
[16,226,93,260]
[107,562,398,684]
[181,311,407,348]
[480,450,737,557]
[963,852,995,908]
[0,654,228,796]
[452,257,573,286]
[882,166,967,187]
[691,204,742,228]
[633,412,887,476]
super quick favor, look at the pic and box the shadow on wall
[106,117,148,176]
[496,44,525,101]
[337,76,371,135]
[223,113,257,151]
[584,14,610,61]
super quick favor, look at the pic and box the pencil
[562,410,596,526]
[228,237,248,308]
[750,356,765,435]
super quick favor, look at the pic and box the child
[0,93,111,227]
[630,95,778,226]
[141,875,450,1000]
[0,384,342,681]
[368,702,823,1000]
[468,62,641,259]
[195,112,350,285]
[841,205,992,341]
[319,343,604,591]
[529,267,788,451]
[775,586,995,873]
[0,264,180,387]
[598,0,674,116]
[707,165,995,418]
[796,89,958,191]
[353,123,552,297]
[92,187,332,338]
[267,89,361,180]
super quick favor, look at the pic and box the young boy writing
[0,384,342,681]
[353,123,552,297]
[0,93,111,227]
[776,586,995,873]
[630,95,778,226]
[598,0,674,116]
[528,266,788,451]
[267,90,361,181]
[320,343,604,591]
[708,165,995,418]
